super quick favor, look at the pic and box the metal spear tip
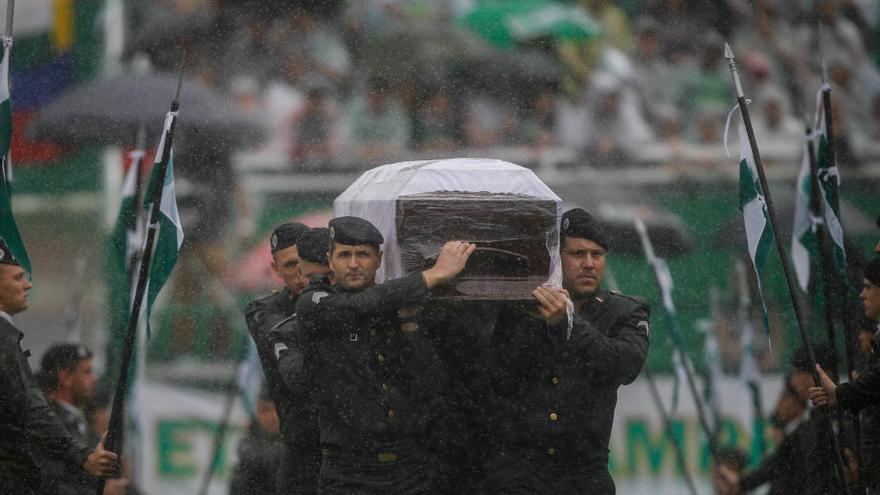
[724,42,735,60]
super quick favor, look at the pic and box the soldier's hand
[422,241,476,289]
[103,477,129,495]
[83,432,118,477]
[533,287,571,326]
[808,364,838,407]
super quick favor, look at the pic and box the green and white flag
[791,138,820,292]
[0,36,30,274]
[654,258,690,412]
[738,123,773,334]
[142,112,183,334]
[813,85,846,277]
[736,259,766,460]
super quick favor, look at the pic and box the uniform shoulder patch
[273,342,288,359]
[312,291,329,304]
[637,321,650,336]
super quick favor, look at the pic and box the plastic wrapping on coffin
[396,191,557,300]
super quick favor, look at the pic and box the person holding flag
[810,257,880,492]
[0,240,118,493]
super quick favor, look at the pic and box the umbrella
[459,0,602,49]
[27,72,266,150]
[553,184,696,258]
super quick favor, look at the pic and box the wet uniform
[245,288,319,493]
[0,318,91,494]
[281,272,448,494]
[488,289,650,494]
[230,422,285,495]
[36,400,95,495]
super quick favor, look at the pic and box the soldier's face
[0,264,31,315]
[61,358,97,407]
[330,243,382,291]
[861,277,880,321]
[271,245,304,295]
[561,237,606,298]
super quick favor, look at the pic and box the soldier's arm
[561,299,650,385]
[297,272,429,334]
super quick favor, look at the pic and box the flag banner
[143,111,183,336]
[0,36,30,273]
[813,85,846,277]
[654,258,689,411]
[791,139,820,292]
[701,319,723,433]
[738,123,773,334]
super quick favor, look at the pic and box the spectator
[752,85,803,145]
[518,87,558,147]
[413,87,461,151]
[290,76,342,165]
[343,76,411,161]
[584,72,655,162]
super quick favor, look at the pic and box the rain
[1,0,879,494]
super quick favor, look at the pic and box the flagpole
[96,58,185,495]
[724,43,850,494]
[634,217,721,463]
[644,370,700,495]
[4,0,13,38]
[604,263,698,492]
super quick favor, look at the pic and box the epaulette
[606,290,648,307]
[269,313,297,334]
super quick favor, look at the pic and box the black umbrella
[27,72,265,150]
[555,184,696,258]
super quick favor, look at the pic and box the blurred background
[4,0,880,493]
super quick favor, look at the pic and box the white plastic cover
[334,157,563,285]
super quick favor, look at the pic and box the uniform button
[551,376,560,385]
[547,448,556,455]
[378,354,385,363]
[382,383,389,391]
[549,412,558,421]
[387,409,395,418]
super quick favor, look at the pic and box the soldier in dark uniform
[811,257,880,492]
[35,344,114,495]
[244,222,309,490]
[230,388,285,495]
[268,227,333,493]
[276,216,475,494]
[0,240,117,493]
[488,208,650,494]
[718,344,840,494]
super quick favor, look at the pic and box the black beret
[40,344,92,377]
[329,216,384,247]
[271,222,309,254]
[0,238,21,266]
[866,257,880,287]
[299,228,331,265]
[791,343,833,373]
[560,208,610,249]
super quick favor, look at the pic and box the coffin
[334,158,562,300]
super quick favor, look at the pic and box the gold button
[387,409,395,418]
[377,452,397,463]
[549,412,558,421]
[378,354,385,363]
[382,383,389,391]
[551,377,560,385]
[548,448,556,455]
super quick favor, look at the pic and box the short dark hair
[39,344,92,391]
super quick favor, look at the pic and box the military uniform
[0,317,91,494]
[230,422,285,495]
[288,271,449,494]
[246,288,319,493]
[837,325,880,490]
[488,289,650,494]
[36,400,95,495]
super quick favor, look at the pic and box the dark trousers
[484,447,615,495]
[318,440,442,495]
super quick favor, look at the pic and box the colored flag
[813,85,846,277]
[791,138,820,292]
[0,36,31,274]
[654,258,690,411]
[738,123,773,334]
[142,112,183,334]
[237,339,263,419]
